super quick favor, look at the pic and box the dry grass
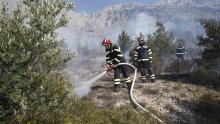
[143,87,160,95]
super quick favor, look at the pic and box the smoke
[126,13,157,37]
[58,4,205,97]
[74,71,106,98]
[58,12,158,98]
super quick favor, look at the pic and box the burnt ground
[88,73,220,124]
[68,57,220,124]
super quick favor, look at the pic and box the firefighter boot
[126,83,132,91]
[151,79,155,83]
[142,79,146,83]
[114,84,120,92]
[126,83,131,94]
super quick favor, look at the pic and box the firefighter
[139,32,144,39]
[134,33,155,83]
[102,38,132,92]
[176,42,186,60]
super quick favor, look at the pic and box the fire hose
[113,63,164,123]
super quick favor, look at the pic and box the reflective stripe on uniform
[117,54,123,57]
[125,77,131,83]
[114,79,120,82]
[114,81,120,84]
[114,58,120,62]
[138,59,149,61]
[106,51,110,55]
[126,80,131,83]
[150,74,155,79]
[177,48,185,50]
[114,47,121,52]
[143,46,148,48]
[114,78,121,84]
[141,76,146,80]
[106,61,111,64]
[137,46,141,49]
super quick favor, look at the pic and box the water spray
[74,71,106,98]
[75,63,163,123]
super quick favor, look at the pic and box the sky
[68,0,160,13]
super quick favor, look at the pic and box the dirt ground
[88,73,220,124]
[69,57,220,124]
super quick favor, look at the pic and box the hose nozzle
[106,64,116,73]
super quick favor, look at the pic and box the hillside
[2,1,220,123]
[4,0,220,51]
[88,72,220,124]
[68,53,220,124]
[63,0,220,52]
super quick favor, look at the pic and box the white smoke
[59,12,159,98]
[74,71,106,98]
[126,13,157,37]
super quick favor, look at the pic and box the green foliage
[164,60,193,74]
[0,0,75,123]
[191,67,220,87]
[145,21,176,74]
[128,47,136,66]
[147,21,176,58]
[0,1,167,123]
[117,30,133,54]
[128,21,176,74]
[198,19,220,67]
[71,98,166,124]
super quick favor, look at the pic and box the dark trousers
[176,54,184,60]
[138,61,155,80]
[114,65,131,84]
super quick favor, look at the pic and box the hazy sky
[68,0,160,13]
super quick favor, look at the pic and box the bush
[164,60,194,74]
[0,0,75,123]
[71,99,168,124]
[198,19,220,68]
[191,67,220,87]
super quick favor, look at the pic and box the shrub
[164,60,194,74]
[191,67,220,87]
[0,0,75,123]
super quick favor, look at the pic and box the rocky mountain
[156,0,220,7]
[63,0,220,51]
[3,0,220,50]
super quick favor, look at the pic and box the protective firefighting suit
[176,46,186,60]
[134,44,155,83]
[105,44,132,92]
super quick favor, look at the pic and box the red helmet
[102,38,112,46]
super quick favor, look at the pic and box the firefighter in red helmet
[102,38,132,92]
